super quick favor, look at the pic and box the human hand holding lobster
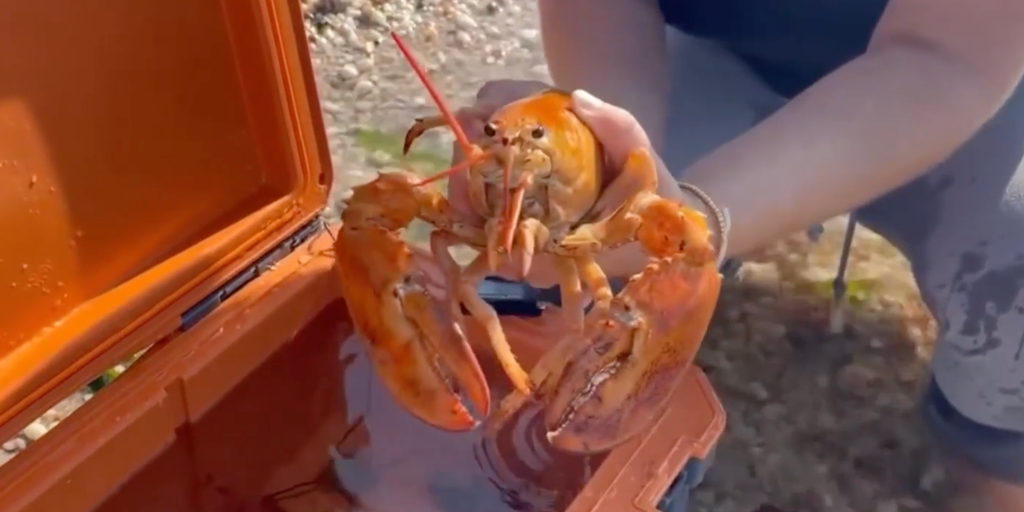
[445,80,676,289]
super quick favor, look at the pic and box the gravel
[2,2,950,511]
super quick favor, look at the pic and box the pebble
[353,79,375,96]
[2,438,25,453]
[339,64,360,80]
[836,361,881,398]
[354,57,374,72]
[22,420,48,442]
[748,382,770,402]
[518,28,539,49]
[454,13,478,30]
[454,31,473,47]
[367,150,393,167]
[738,261,781,287]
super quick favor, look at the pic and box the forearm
[680,43,1015,258]
[583,42,1015,281]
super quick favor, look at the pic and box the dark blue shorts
[923,378,1024,485]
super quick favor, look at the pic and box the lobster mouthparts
[542,255,722,453]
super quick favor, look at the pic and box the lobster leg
[403,115,450,155]
[430,230,471,328]
[457,253,532,394]
[575,256,615,311]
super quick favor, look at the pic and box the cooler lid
[0,0,332,437]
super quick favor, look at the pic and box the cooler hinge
[180,218,325,331]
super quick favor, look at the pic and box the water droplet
[28,175,37,188]
[20,264,27,271]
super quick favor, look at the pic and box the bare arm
[678,0,1024,257]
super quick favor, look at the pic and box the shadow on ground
[692,223,943,512]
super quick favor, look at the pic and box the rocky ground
[2,1,953,510]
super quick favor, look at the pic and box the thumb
[570,89,652,166]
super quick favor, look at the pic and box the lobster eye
[531,126,545,139]
[483,123,497,137]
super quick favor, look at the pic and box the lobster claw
[334,206,491,431]
[541,256,722,453]
[371,275,492,430]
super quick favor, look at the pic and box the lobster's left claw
[335,220,491,432]
[541,255,722,453]
[392,281,493,429]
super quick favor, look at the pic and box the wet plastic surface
[0,232,725,512]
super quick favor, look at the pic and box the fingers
[569,90,653,169]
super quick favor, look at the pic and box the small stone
[761,322,788,341]
[354,57,374,73]
[353,79,375,96]
[22,420,48,441]
[836,362,880,398]
[876,500,899,512]
[738,261,781,287]
[339,64,359,80]
[748,382,769,402]
[519,28,539,43]
[454,13,478,30]
[368,150,392,167]
[762,403,786,420]
[918,460,946,493]
[361,7,388,28]
[454,31,473,48]
[2,438,25,452]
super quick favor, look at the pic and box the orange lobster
[332,32,728,453]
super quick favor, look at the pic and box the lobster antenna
[390,32,475,160]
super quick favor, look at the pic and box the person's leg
[856,78,1024,510]
[664,24,1024,511]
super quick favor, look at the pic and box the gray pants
[663,30,1024,482]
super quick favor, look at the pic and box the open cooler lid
[0,0,332,439]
